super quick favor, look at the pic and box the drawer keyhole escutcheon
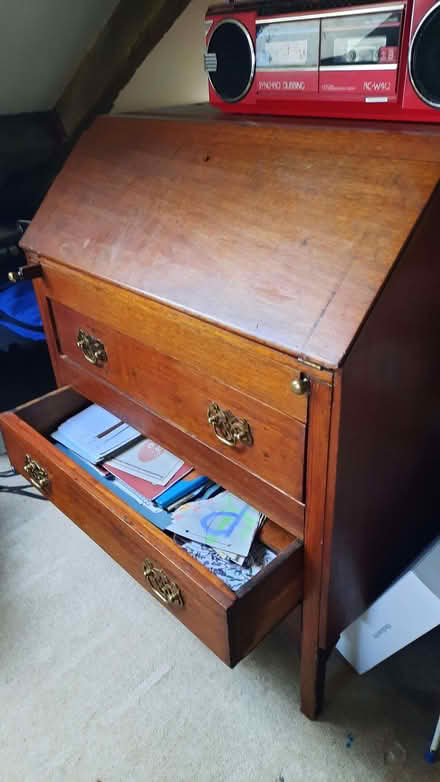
[24,454,50,494]
[143,559,184,608]
[76,329,108,366]
[207,402,253,449]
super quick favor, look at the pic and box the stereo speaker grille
[207,19,255,103]
[409,3,440,109]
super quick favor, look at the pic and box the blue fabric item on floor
[0,281,44,340]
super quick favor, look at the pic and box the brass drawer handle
[207,402,253,449]
[24,454,50,494]
[77,328,108,366]
[143,559,184,608]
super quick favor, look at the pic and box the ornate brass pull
[24,454,50,494]
[76,329,108,366]
[143,559,184,608]
[207,402,253,449]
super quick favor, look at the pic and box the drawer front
[55,363,305,537]
[0,387,304,667]
[50,300,306,502]
[38,259,324,422]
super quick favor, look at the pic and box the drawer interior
[1,386,304,665]
[13,385,298,562]
[48,351,306,537]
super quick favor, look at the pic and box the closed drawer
[50,300,306,503]
[0,387,304,666]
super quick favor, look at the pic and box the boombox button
[204,53,217,73]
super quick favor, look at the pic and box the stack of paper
[55,442,173,531]
[51,404,141,463]
[178,538,276,591]
[168,491,265,563]
[105,439,184,486]
[102,460,192,503]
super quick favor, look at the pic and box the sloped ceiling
[114,0,209,112]
[0,0,118,114]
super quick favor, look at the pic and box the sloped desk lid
[22,111,440,367]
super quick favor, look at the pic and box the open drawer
[0,386,304,667]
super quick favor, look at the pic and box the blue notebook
[154,472,212,509]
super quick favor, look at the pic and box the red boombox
[204,0,440,121]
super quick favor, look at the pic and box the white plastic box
[337,537,440,674]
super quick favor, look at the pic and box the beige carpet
[1,454,439,782]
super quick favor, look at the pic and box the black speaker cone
[409,3,440,108]
[207,20,255,103]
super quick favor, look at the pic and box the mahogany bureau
[2,110,440,719]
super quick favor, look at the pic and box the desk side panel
[321,184,440,647]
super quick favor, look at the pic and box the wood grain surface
[229,540,304,666]
[13,385,88,434]
[321,183,440,648]
[299,379,333,720]
[51,299,306,501]
[258,519,295,553]
[36,259,321,421]
[22,113,440,367]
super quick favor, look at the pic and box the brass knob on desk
[77,328,108,366]
[143,559,184,607]
[207,402,253,448]
[291,373,311,396]
[8,263,43,283]
[24,454,50,494]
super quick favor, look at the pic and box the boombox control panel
[204,0,440,121]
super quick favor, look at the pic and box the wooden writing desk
[2,108,439,718]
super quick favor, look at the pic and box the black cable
[1,464,48,498]
[0,484,48,500]
[0,468,17,477]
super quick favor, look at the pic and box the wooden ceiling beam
[56,0,192,139]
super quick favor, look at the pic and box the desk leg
[300,378,333,719]
[300,634,331,719]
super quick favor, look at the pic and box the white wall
[0,0,119,114]
[114,0,210,113]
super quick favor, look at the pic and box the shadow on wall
[0,0,119,115]
[114,0,210,112]
[0,113,59,411]
[0,112,64,219]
